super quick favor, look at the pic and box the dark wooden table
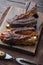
[0,0,43,65]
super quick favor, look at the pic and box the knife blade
[0,51,41,65]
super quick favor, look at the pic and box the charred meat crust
[0,30,38,45]
[7,17,37,28]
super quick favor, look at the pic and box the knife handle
[0,51,6,59]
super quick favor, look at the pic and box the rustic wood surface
[0,0,43,65]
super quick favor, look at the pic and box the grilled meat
[7,17,37,28]
[10,2,37,20]
[7,1,37,28]
[0,2,38,45]
[0,30,38,45]
[15,29,38,36]
[10,27,36,31]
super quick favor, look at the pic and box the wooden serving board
[0,6,43,55]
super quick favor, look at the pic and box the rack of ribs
[0,2,38,46]
[11,2,37,20]
[7,17,37,28]
[0,29,38,45]
[6,2,38,28]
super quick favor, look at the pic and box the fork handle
[16,58,41,65]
